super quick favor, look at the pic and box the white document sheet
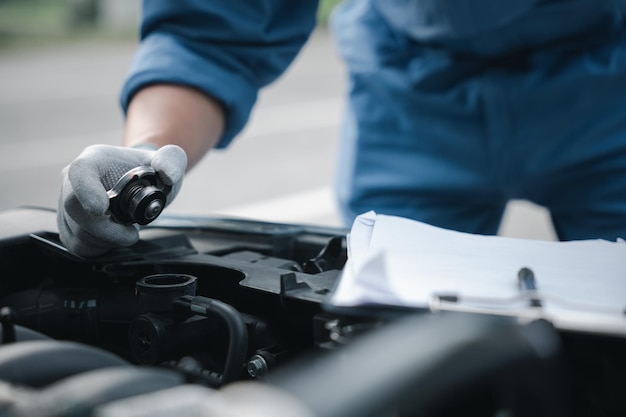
[330,211,626,335]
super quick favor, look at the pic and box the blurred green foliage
[318,0,343,26]
[0,0,68,36]
[0,0,108,47]
[0,0,344,48]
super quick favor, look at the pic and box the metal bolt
[247,355,268,378]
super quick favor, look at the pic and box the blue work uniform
[121,0,626,241]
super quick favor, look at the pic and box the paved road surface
[0,30,556,240]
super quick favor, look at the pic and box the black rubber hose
[175,295,248,385]
[0,340,128,387]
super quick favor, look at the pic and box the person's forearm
[123,84,225,169]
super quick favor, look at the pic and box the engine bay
[0,207,624,417]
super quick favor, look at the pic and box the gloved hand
[57,144,187,257]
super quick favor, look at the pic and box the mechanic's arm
[59,0,319,257]
[123,84,225,169]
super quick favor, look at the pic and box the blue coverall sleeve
[120,0,319,148]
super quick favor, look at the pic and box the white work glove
[57,144,187,257]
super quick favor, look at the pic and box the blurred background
[0,0,556,240]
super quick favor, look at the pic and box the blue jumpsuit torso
[121,0,626,240]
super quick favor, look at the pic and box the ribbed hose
[0,340,129,388]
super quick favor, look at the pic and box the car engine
[0,207,624,417]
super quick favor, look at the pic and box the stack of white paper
[329,211,626,336]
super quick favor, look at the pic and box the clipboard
[324,212,626,337]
